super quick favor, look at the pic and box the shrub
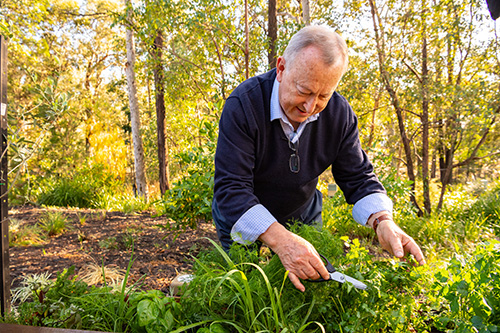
[38,210,68,236]
[468,180,500,236]
[9,218,44,246]
[155,120,216,233]
[37,163,123,209]
[426,240,500,332]
[99,192,150,213]
[184,224,424,332]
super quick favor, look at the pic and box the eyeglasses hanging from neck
[288,137,300,173]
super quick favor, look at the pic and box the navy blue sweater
[213,69,386,233]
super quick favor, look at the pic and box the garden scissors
[308,253,368,290]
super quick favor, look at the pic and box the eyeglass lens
[288,138,300,173]
[289,153,300,173]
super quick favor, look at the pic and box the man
[212,25,425,292]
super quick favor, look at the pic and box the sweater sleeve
[213,95,264,235]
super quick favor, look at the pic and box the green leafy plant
[156,120,217,233]
[4,180,500,332]
[38,210,68,236]
[126,289,186,332]
[99,233,135,251]
[37,163,124,209]
[12,267,89,328]
[427,241,500,332]
[99,237,119,250]
[4,251,149,332]
[181,237,326,332]
[99,192,151,213]
[11,271,53,305]
[77,213,87,226]
[73,255,143,332]
[9,218,44,246]
[119,232,135,251]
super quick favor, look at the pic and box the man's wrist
[258,221,288,249]
[367,211,392,233]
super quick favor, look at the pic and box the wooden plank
[0,323,106,333]
[0,35,9,316]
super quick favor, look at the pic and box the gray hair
[283,25,349,74]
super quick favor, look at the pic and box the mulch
[8,205,219,294]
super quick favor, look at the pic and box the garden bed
[0,322,105,332]
[9,205,218,293]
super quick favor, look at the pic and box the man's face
[276,46,344,130]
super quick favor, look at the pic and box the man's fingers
[391,237,405,258]
[403,238,426,266]
[288,272,305,292]
[378,220,426,265]
[310,255,330,280]
[378,223,404,258]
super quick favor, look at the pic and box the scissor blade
[329,272,368,290]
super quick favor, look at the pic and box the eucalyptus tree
[128,0,270,188]
[341,0,500,212]
[2,0,131,202]
[124,0,148,199]
[268,0,278,69]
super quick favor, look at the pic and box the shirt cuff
[230,204,277,244]
[352,193,393,226]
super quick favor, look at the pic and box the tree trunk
[421,2,431,214]
[437,138,456,210]
[268,0,277,69]
[369,0,423,216]
[431,152,436,178]
[302,0,310,25]
[367,86,382,148]
[153,30,170,195]
[124,0,148,199]
[301,0,311,26]
[244,0,249,79]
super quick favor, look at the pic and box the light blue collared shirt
[230,78,393,244]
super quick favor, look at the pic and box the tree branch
[453,103,500,168]
[403,59,422,83]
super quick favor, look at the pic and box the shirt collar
[270,78,319,142]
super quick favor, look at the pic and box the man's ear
[276,56,285,82]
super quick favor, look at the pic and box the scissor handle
[318,253,336,273]
[307,253,336,282]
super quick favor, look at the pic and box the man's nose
[304,96,318,114]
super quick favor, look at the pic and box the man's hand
[258,222,330,292]
[375,218,426,266]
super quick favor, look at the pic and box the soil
[8,205,219,294]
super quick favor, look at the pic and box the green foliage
[423,181,500,248]
[183,236,327,332]
[126,290,185,332]
[465,181,500,236]
[9,218,44,247]
[323,152,415,239]
[99,233,135,251]
[99,192,151,213]
[99,237,120,251]
[38,210,68,236]
[182,226,427,332]
[3,206,500,332]
[370,151,417,216]
[426,241,500,332]
[37,164,124,209]
[156,120,217,232]
[12,267,89,328]
[11,271,53,305]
